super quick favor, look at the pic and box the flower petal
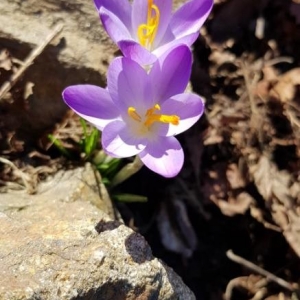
[157,93,205,136]
[131,0,148,38]
[149,45,192,102]
[102,120,147,158]
[62,85,119,130]
[154,32,199,56]
[132,0,172,46]
[118,40,157,65]
[94,0,132,30]
[139,136,184,177]
[152,0,172,47]
[100,7,132,44]
[107,56,154,112]
[170,0,213,39]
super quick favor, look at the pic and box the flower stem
[110,156,143,188]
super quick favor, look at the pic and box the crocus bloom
[94,0,213,65]
[62,46,204,177]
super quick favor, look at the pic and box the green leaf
[113,193,148,203]
[48,134,71,158]
[98,158,122,179]
[79,119,100,159]
[80,118,88,138]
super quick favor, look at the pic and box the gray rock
[0,164,195,300]
[0,0,116,137]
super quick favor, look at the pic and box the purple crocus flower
[62,46,204,177]
[94,0,213,65]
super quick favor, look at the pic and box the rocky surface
[0,0,116,138]
[0,164,195,300]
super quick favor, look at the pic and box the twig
[240,61,266,148]
[286,109,300,129]
[226,250,298,292]
[241,62,258,115]
[0,157,35,194]
[265,56,294,66]
[0,23,63,101]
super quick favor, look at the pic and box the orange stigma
[137,0,160,50]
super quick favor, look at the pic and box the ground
[1,0,300,299]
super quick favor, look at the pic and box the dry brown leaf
[203,163,252,216]
[202,164,228,202]
[263,65,279,82]
[283,225,300,258]
[225,275,265,300]
[255,80,272,100]
[290,181,300,201]
[203,127,223,145]
[254,66,278,99]
[209,50,236,66]
[265,293,291,300]
[249,155,300,256]
[270,68,300,103]
[226,163,246,189]
[250,156,293,207]
[250,156,273,203]
[213,193,252,217]
[250,206,282,232]
[0,49,12,71]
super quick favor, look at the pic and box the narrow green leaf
[113,193,148,203]
[48,134,71,157]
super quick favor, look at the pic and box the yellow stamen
[137,0,160,50]
[145,103,160,116]
[128,104,180,129]
[128,107,142,122]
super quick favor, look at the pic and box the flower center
[128,104,179,130]
[137,0,160,50]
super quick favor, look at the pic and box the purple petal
[157,93,205,136]
[62,85,119,130]
[118,40,157,65]
[107,57,154,112]
[131,0,172,48]
[139,136,184,177]
[100,7,132,44]
[132,0,148,37]
[170,0,213,39]
[152,0,172,47]
[102,120,147,158]
[149,45,192,102]
[154,32,199,56]
[94,0,132,30]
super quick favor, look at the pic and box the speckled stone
[0,165,195,300]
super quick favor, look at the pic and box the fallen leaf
[226,163,246,189]
[213,193,252,217]
[270,68,300,103]
[0,49,12,71]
